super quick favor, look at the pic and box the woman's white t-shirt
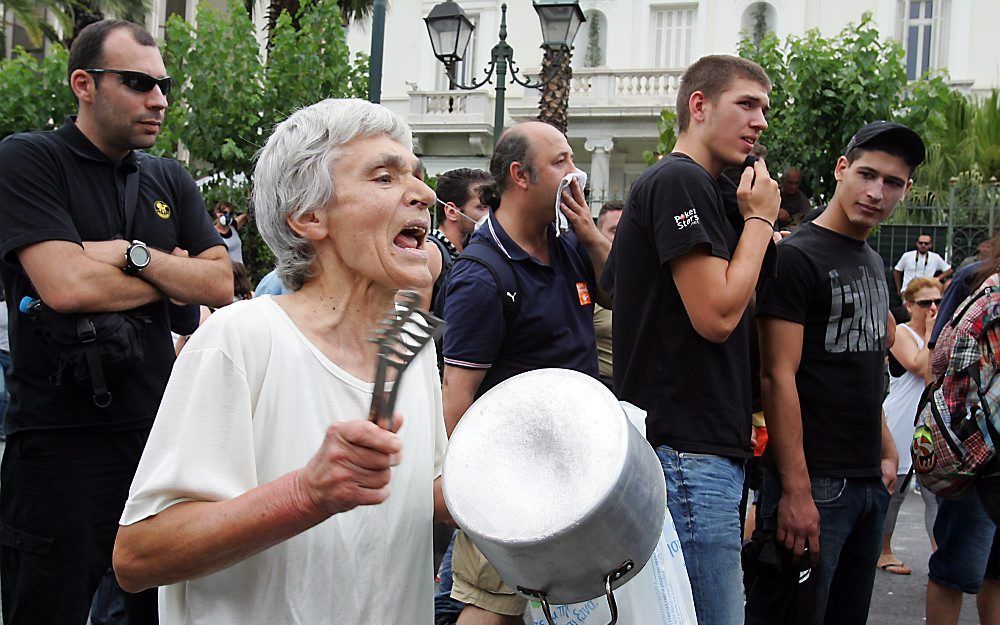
[883,323,927,475]
[121,296,447,625]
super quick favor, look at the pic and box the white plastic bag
[527,504,698,625]
[527,402,699,625]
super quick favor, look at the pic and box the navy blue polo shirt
[442,208,599,397]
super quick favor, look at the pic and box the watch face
[130,245,151,267]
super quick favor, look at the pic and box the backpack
[911,273,1000,499]
[427,234,454,316]
[22,297,151,408]
[432,238,521,323]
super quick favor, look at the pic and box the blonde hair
[903,277,943,303]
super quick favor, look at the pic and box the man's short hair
[597,200,624,225]
[436,168,492,213]
[675,55,771,133]
[253,99,412,292]
[480,124,540,209]
[68,20,157,86]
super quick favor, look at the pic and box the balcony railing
[406,68,682,136]
[408,90,494,127]
[567,68,684,108]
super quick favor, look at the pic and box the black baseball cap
[844,121,926,169]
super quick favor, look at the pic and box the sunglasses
[914,298,942,308]
[85,69,172,96]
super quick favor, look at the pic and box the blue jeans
[929,488,998,594]
[89,567,126,625]
[656,445,745,625]
[749,469,890,625]
[434,534,465,620]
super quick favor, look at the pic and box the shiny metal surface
[443,369,666,605]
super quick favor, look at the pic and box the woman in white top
[113,99,450,625]
[879,276,942,575]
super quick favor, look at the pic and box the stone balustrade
[567,67,684,107]
[408,90,492,124]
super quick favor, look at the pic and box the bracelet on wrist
[745,215,774,229]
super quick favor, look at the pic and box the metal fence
[867,184,1000,303]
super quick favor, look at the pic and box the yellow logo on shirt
[154,200,171,219]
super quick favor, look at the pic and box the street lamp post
[368,0,388,103]
[424,1,584,147]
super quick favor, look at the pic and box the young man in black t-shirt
[749,122,925,625]
[610,55,780,625]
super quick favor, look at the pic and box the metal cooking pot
[443,368,666,621]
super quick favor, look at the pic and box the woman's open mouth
[393,222,428,255]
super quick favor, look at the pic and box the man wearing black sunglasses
[893,234,953,295]
[0,19,231,625]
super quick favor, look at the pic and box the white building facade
[344,0,1000,210]
[5,0,996,208]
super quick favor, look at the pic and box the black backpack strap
[122,158,141,240]
[429,235,454,272]
[429,235,454,319]
[950,285,997,330]
[456,240,521,322]
[76,317,112,408]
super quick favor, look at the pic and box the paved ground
[869,486,981,624]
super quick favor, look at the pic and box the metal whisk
[367,291,447,430]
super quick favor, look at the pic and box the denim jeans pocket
[811,477,847,504]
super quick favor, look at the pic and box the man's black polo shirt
[442,207,599,397]
[0,118,222,433]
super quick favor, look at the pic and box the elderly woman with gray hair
[112,99,449,624]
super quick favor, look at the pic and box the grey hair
[252,98,413,291]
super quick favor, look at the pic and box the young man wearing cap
[747,122,924,624]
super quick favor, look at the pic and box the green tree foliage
[0,45,75,139]
[903,89,1000,213]
[642,108,677,166]
[151,0,369,279]
[583,10,601,68]
[737,12,952,202]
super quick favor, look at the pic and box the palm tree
[537,45,573,134]
[63,0,149,49]
[0,0,148,54]
[2,0,73,49]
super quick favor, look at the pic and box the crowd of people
[0,17,996,625]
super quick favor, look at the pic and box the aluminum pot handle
[519,560,635,625]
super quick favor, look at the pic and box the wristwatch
[123,240,151,276]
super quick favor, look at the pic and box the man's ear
[443,202,461,222]
[286,208,328,242]
[70,69,95,105]
[688,91,708,125]
[833,155,850,182]
[510,161,532,190]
